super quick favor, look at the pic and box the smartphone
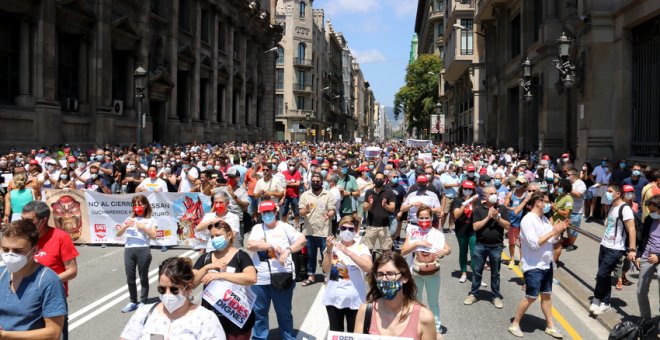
[150,335,165,340]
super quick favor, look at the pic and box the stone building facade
[0,0,281,150]
[475,0,660,163]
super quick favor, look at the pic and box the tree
[393,54,442,137]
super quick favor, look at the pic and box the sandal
[301,279,315,287]
[616,279,623,291]
[622,276,633,286]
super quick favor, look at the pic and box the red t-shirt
[283,170,302,198]
[34,227,80,296]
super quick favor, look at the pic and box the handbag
[261,224,294,290]
[412,250,440,275]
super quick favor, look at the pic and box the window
[296,95,305,110]
[299,1,306,18]
[436,20,444,37]
[218,21,226,51]
[179,0,190,31]
[533,2,543,42]
[276,69,284,90]
[276,94,284,115]
[460,19,473,55]
[111,49,128,103]
[217,85,225,122]
[200,78,208,121]
[435,0,444,12]
[0,13,19,104]
[296,70,306,86]
[297,42,306,60]
[201,10,210,43]
[510,14,521,57]
[176,71,189,121]
[58,33,80,100]
[277,46,284,64]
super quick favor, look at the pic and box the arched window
[297,42,306,60]
[276,46,284,64]
[299,1,306,18]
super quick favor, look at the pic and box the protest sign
[203,280,256,328]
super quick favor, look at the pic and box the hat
[623,185,634,193]
[357,165,369,172]
[480,174,491,182]
[516,176,528,184]
[562,153,569,158]
[44,157,56,165]
[542,155,550,161]
[466,165,476,172]
[462,181,475,189]
[38,149,45,153]
[67,156,77,163]
[416,175,428,183]
[29,159,39,165]
[479,168,487,175]
[310,160,319,166]
[226,167,240,178]
[258,200,277,213]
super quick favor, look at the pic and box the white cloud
[325,0,380,15]
[387,0,418,18]
[351,49,387,64]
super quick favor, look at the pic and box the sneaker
[508,325,524,337]
[463,294,477,305]
[481,281,488,287]
[508,261,515,270]
[493,297,504,309]
[592,302,612,315]
[459,273,467,283]
[545,327,564,339]
[565,245,578,252]
[121,302,138,313]
[552,277,560,285]
[588,299,600,312]
[586,216,593,223]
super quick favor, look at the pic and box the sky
[313,0,417,109]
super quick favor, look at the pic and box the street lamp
[452,23,486,37]
[518,58,533,102]
[134,65,147,146]
[553,32,577,89]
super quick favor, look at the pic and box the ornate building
[0,0,281,150]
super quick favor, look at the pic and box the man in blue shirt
[0,219,67,338]
[622,163,649,210]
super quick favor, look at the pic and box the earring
[188,294,194,303]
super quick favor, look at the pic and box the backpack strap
[614,203,629,242]
[203,251,213,266]
[142,303,159,326]
[363,302,373,334]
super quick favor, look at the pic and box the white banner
[417,152,433,164]
[406,139,433,148]
[44,189,212,245]
[365,147,381,160]
[203,280,256,328]
[431,114,439,134]
[327,331,412,340]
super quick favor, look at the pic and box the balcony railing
[293,57,313,67]
[287,109,315,118]
[293,83,312,92]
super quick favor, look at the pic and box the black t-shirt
[451,196,474,236]
[472,201,510,245]
[364,187,396,227]
[193,249,256,335]
[389,183,407,213]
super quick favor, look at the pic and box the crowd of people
[1,141,660,339]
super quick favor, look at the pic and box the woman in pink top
[354,251,437,340]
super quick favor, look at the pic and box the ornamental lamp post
[555,32,575,89]
[134,65,147,147]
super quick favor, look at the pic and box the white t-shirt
[322,242,371,310]
[356,177,372,201]
[196,212,241,250]
[520,213,557,272]
[178,167,199,192]
[403,191,441,224]
[571,179,587,214]
[254,178,284,200]
[123,217,156,248]
[405,225,446,268]
[248,221,302,285]
[120,303,224,340]
[138,178,169,192]
[601,202,634,251]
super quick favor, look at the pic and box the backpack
[608,319,644,340]
[610,203,642,245]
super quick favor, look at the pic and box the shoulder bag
[262,224,294,290]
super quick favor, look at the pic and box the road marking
[298,285,329,340]
[501,252,582,340]
[68,249,197,323]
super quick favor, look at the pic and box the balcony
[284,109,315,119]
[443,34,474,83]
[293,83,313,93]
[474,0,507,23]
[429,10,444,22]
[293,57,313,68]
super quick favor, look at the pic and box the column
[167,0,180,120]
[16,18,31,106]
[191,2,201,122]
[227,24,235,126]
[78,41,88,103]
[210,10,219,124]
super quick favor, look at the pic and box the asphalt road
[58,233,610,340]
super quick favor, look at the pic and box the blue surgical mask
[620,162,626,169]
[605,192,614,202]
[262,212,276,224]
[376,280,402,300]
[321,170,328,177]
[391,177,399,184]
[341,167,348,175]
[211,235,228,251]
[368,165,374,170]
[543,203,552,214]
[494,179,502,188]
[633,170,641,177]
[557,187,564,195]
[601,161,607,167]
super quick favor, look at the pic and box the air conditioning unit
[112,100,124,116]
[61,97,79,112]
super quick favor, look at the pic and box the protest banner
[417,152,433,164]
[405,139,432,148]
[364,146,381,160]
[202,280,256,328]
[327,331,412,340]
[43,189,212,245]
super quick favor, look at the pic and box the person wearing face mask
[612,159,632,186]
[116,195,159,313]
[622,163,649,213]
[464,186,511,309]
[401,206,451,333]
[452,181,480,284]
[280,160,302,228]
[613,185,640,291]
[587,157,611,223]
[253,162,285,206]
[247,200,306,340]
[493,172,510,205]
[41,158,60,189]
[136,165,169,193]
[335,160,360,223]
[401,175,442,230]
[0,220,68,339]
[193,220,257,339]
[55,168,76,190]
[508,192,568,338]
[550,179,573,266]
[120,257,224,339]
[321,216,372,332]
[440,164,461,232]
[177,157,200,193]
[503,176,530,270]
[3,172,38,224]
[299,173,337,286]
[635,195,660,332]
[387,171,407,248]
[81,164,111,194]
[641,170,660,221]
[122,160,144,194]
[590,184,637,316]
[354,251,436,338]
[197,192,241,252]
[362,173,396,254]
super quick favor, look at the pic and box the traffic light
[311,130,316,136]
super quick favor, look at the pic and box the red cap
[467,165,476,172]
[623,185,634,193]
[38,149,45,153]
[64,148,70,153]
[258,200,277,213]
[462,181,475,189]
[561,153,569,158]
[479,168,487,175]
[29,159,39,165]
[416,175,428,183]
[67,156,77,163]
[310,160,319,166]
[357,165,369,172]
[542,155,550,161]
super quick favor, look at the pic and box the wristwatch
[628,248,636,252]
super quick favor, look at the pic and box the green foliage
[393,54,443,134]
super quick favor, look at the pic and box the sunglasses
[157,285,185,295]
[339,226,356,232]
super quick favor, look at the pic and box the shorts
[523,268,553,298]
[568,213,582,238]
[590,185,606,198]
[443,196,454,214]
[362,226,392,251]
[280,196,300,217]
[508,226,520,246]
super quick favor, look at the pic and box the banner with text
[43,189,212,245]
[203,280,256,328]
[405,139,433,148]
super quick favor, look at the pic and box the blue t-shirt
[0,265,67,331]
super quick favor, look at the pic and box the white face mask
[463,189,473,196]
[160,292,187,313]
[488,194,498,204]
[650,212,660,220]
[1,249,33,273]
[339,229,356,242]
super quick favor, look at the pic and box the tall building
[0,0,281,150]
[475,0,660,163]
